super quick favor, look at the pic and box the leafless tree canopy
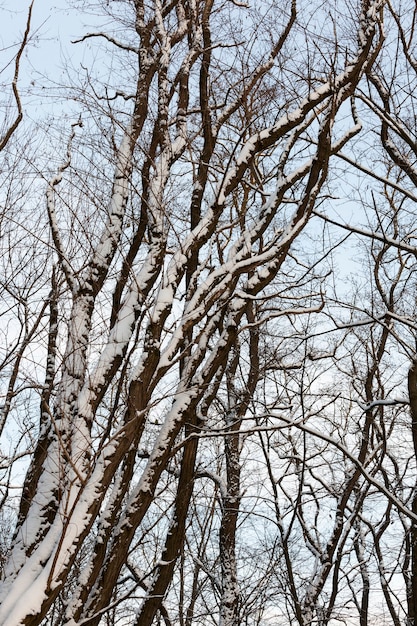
[2,1,417,625]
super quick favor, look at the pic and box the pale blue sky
[2,1,98,103]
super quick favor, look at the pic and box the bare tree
[0,1,397,625]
